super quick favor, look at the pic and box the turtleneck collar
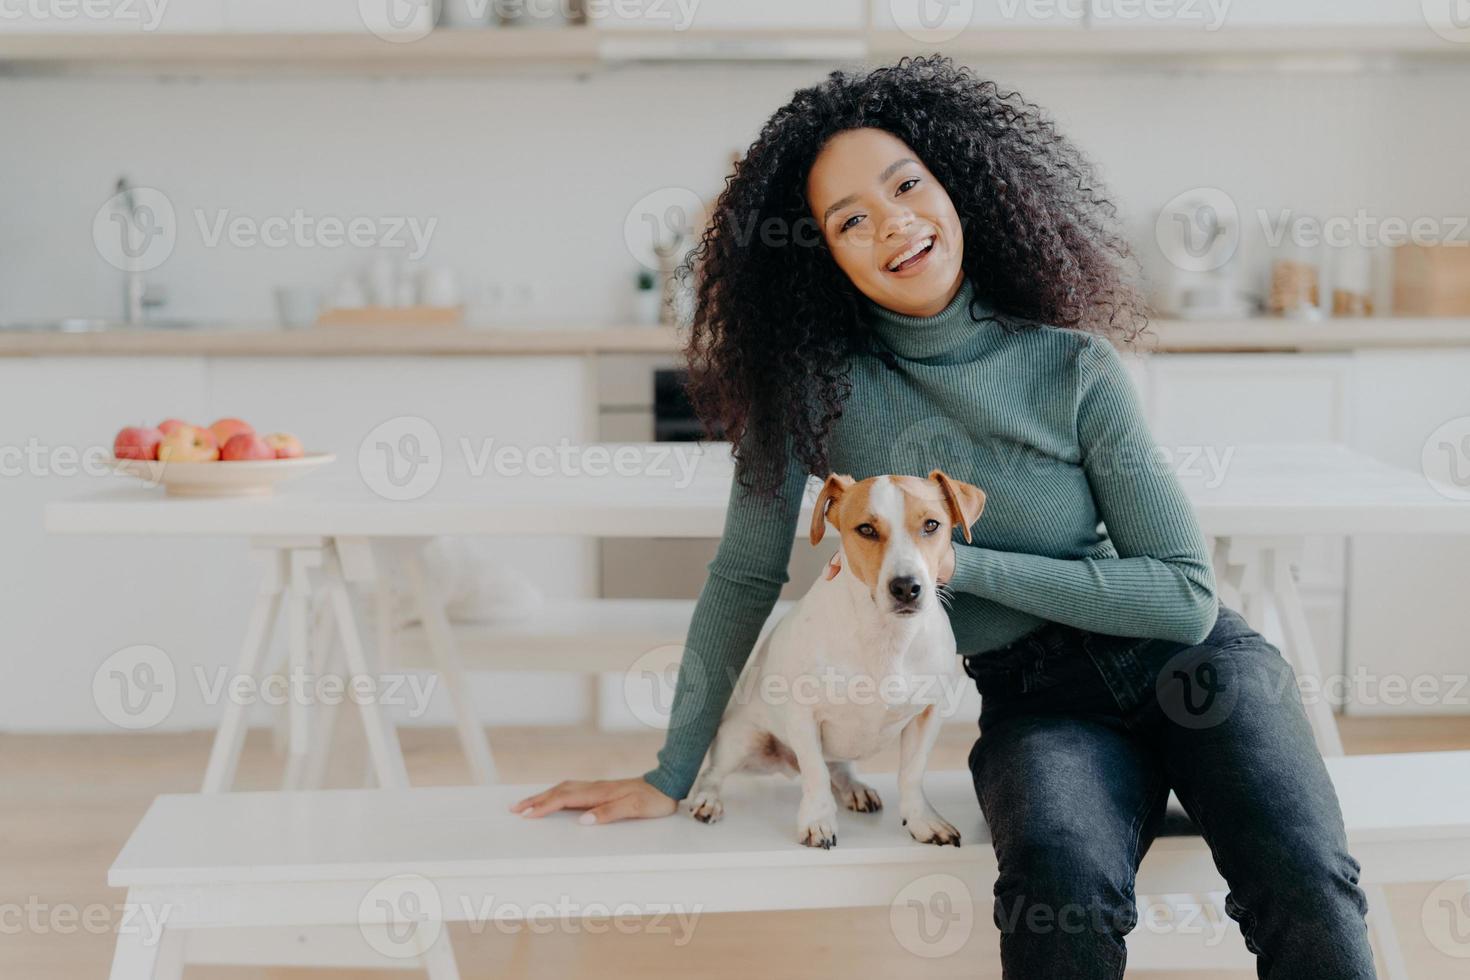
[860,276,989,362]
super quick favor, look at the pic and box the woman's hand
[509,777,678,825]
[938,542,955,585]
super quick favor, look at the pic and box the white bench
[106,752,1470,978]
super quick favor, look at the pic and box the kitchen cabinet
[0,354,595,733]
[1345,349,1470,717]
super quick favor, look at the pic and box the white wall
[2,62,1469,325]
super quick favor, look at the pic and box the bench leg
[402,547,498,784]
[324,552,411,789]
[108,923,183,980]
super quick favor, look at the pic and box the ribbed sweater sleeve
[946,335,1219,644]
[642,431,809,802]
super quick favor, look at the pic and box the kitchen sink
[0,318,202,332]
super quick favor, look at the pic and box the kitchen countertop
[2,317,1469,357]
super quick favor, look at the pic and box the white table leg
[295,594,342,791]
[280,549,319,790]
[324,543,411,790]
[202,549,287,793]
[403,547,497,784]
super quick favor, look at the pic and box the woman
[513,57,1375,977]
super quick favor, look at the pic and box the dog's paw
[902,809,962,847]
[798,817,838,849]
[835,780,883,813]
[797,798,839,849]
[688,791,724,824]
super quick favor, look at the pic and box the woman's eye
[897,177,919,194]
[923,519,941,533]
[839,214,864,233]
[856,523,877,538]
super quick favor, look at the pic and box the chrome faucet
[110,176,167,325]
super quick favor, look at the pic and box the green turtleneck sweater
[643,277,1219,802]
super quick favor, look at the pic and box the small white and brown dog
[688,469,987,849]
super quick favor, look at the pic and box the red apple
[114,426,163,461]
[262,432,304,459]
[210,418,254,447]
[157,418,191,437]
[220,433,275,461]
[158,425,219,463]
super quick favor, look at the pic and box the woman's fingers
[578,791,644,825]
[514,781,618,818]
[509,780,581,814]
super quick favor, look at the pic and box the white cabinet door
[1345,349,1470,717]
[0,357,216,733]
[592,0,865,30]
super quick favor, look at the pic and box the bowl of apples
[110,418,334,497]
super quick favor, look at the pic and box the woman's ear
[928,469,986,544]
[809,473,855,546]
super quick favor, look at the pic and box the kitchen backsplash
[2,63,1468,324]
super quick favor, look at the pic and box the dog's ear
[928,469,986,544]
[809,473,854,546]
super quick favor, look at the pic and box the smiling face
[805,127,967,318]
[810,471,986,616]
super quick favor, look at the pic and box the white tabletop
[46,441,1470,539]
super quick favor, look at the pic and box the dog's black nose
[888,576,922,603]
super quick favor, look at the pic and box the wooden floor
[4,717,1469,979]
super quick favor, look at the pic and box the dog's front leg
[783,708,839,849]
[898,704,961,846]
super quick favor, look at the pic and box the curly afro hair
[675,55,1149,498]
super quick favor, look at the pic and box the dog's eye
[856,523,878,538]
[922,519,941,533]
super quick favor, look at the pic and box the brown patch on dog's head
[811,471,987,606]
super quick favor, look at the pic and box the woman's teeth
[887,237,935,272]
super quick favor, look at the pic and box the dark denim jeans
[963,604,1377,979]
